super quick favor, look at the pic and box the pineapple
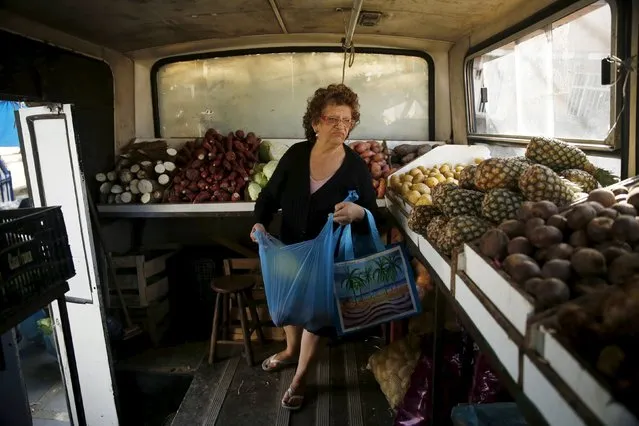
[474,158,531,191]
[431,182,458,207]
[525,137,618,186]
[458,165,477,189]
[426,216,448,244]
[408,205,441,235]
[518,164,581,207]
[439,215,493,256]
[439,189,484,218]
[481,189,524,223]
[560,169,600,193]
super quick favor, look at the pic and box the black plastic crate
[0,207,75,314]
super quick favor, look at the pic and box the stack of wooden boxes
[108,251,175,345]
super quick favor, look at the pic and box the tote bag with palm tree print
[333,209,421,335]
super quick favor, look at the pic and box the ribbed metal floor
[171,340,394,426]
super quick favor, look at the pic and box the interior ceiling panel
[3,0,550,52]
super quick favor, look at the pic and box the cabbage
[253,172,268,188]
[263,160,279,180]
[259,140,291,162]
[247,182,262,201]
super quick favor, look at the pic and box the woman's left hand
[333,202,365,225]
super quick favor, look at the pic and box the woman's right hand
[250,223,266,242]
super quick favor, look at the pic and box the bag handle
[338,209,386,260]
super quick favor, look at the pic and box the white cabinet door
[17,104,118,426]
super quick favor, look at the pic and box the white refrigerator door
[17,104,118,425]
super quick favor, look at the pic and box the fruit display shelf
[385,144,491,214]
[386,192,624,426]
[389,211,548,426]
[460,242,535,336]
[98,198,388,218]
[385,194,454,289]
[526,289,639,425]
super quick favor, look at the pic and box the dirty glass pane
[156,52,430,140]
[470,1,612,141]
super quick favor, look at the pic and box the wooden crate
[108,250,175,307]
[113,297,171,346]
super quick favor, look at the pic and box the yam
[393,144,420,157]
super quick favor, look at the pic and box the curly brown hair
[302,83,361,143]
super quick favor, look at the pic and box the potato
[390,175,401,189]
[425,177,439,188]
[416,194,432,206]
[418,166,428,174]
[411,183,430,194]
[402,174,414,183]
[407,190,421,205]
[409,168,422,177]
[413,173,426,184]
[401,182,412,195]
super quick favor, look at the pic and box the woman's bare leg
[283,329,321,406]
[264,325,302,369]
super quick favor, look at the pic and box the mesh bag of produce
[367,334,422,409]
[254,191,358,330]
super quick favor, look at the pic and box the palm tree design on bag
[340,252,404,300]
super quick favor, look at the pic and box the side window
[154,50,433,141]
[467,1,614,143]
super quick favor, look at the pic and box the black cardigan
[254,141,381,245]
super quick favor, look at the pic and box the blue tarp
[0,101,23,148]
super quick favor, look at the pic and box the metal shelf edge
[96,199,388,218]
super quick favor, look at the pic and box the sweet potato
[360,150,375,158]
[193,191,211,203]
[377,179,386,199]
[370,163,383,179]
[185,168,200,181]
[371,144,381,154]
[355,142,371,154]
[372,179,380,189]
[372,153,385,162]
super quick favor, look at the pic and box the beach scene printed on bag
[334,244,420,334]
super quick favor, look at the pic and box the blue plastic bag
[333,205,421,335]
[254,192,358,330]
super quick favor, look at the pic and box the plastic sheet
[393,333,466,426]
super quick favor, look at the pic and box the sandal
[261,353,297,372]
[281,387,304,410]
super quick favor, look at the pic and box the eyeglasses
[321,115,353,127]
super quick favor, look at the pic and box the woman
[250,83,380,410]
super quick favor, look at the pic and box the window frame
[150,46,436,141]
[463,0,621,151]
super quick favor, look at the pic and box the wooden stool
[208,275,265,366]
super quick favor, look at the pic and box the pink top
[310,174,333,194]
